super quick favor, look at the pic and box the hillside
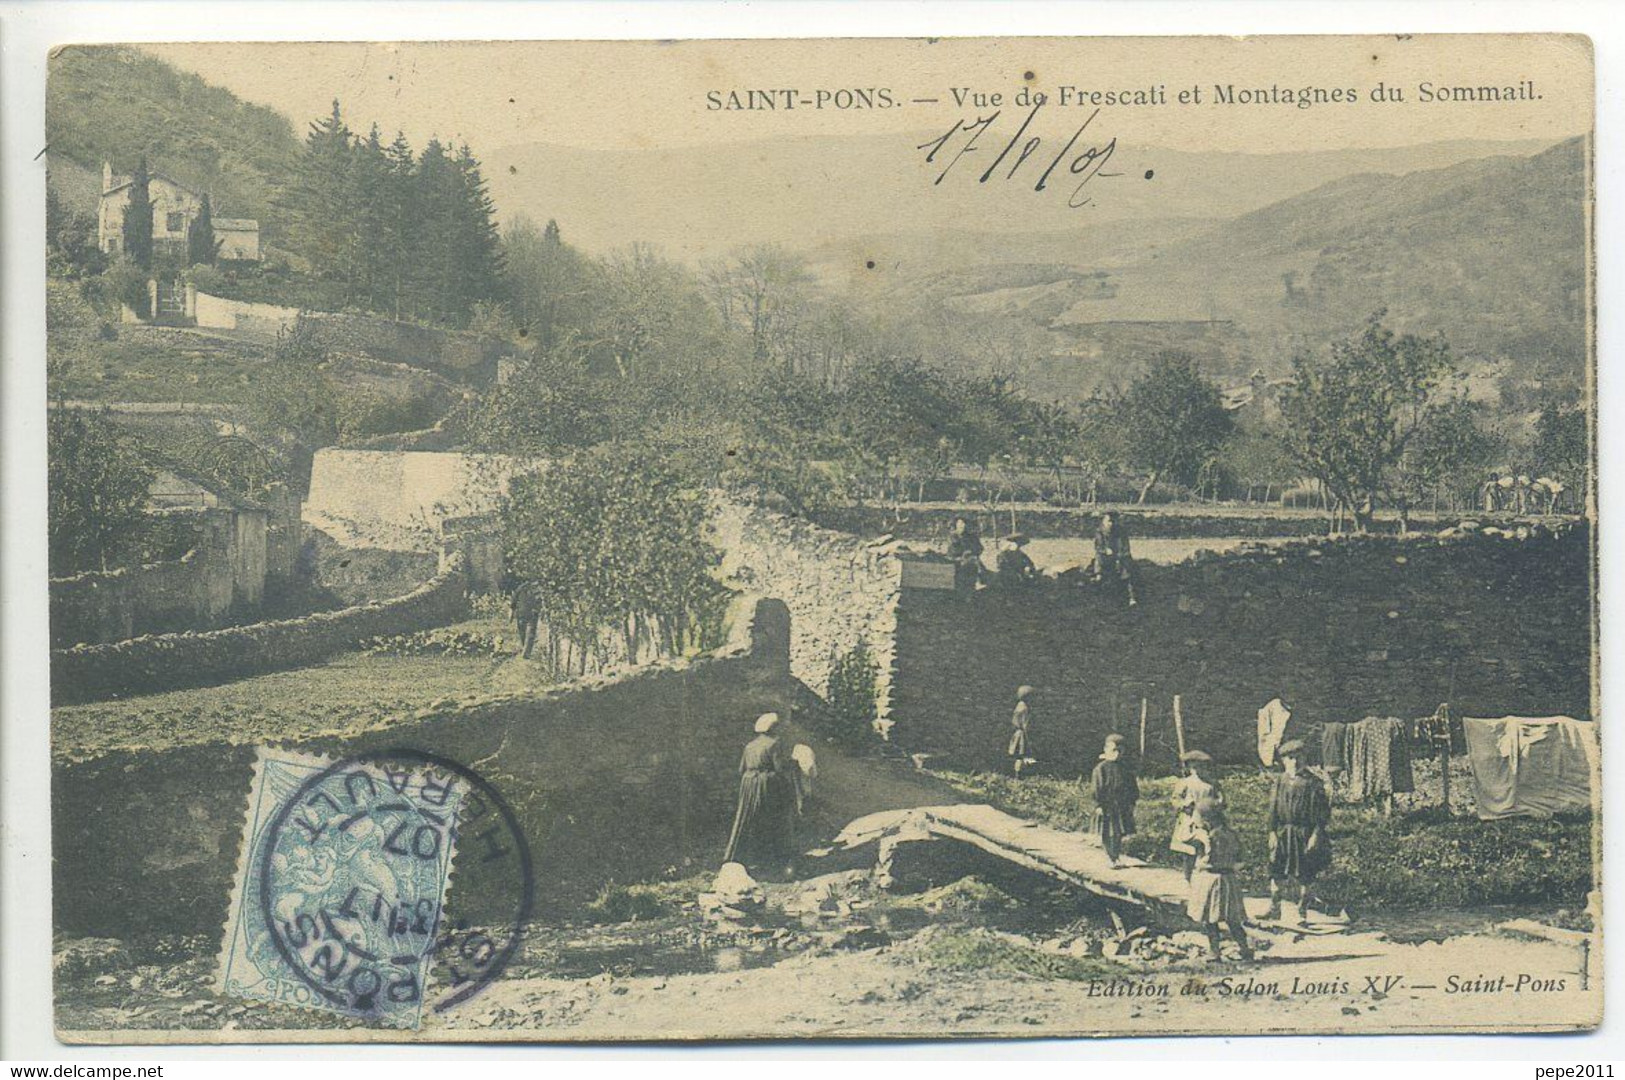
[46,45,300,230]
[910,137,1586,400]
[484,134,1553,261]
[1081,138,1583,369]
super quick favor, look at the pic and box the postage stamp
[217,746,530,1028]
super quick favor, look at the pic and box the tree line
[482,215,1589,528]
[280,102,504,326]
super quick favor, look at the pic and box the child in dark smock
[1187,800,1254,963]
[1090,733,1139,866]
[1266,739,1332,922]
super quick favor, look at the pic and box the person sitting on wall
[510,580,542,659]
[995,533,1039,586]
[1093,512,1139,607]
[945,516,985,591]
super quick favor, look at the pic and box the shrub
[583,882,674,924]
[826,641,880,747]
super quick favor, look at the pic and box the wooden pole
[1439,704,1452,815]
[1139,697,1149,758]
[1172,695,1187,760]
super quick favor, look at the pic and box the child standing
[1090,733,1139,866]
[1187,799,1254,963]
[1267,739,1332,923]
[1007,685,1035,777]
[1169,749,1223,880]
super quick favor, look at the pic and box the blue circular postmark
[253,748,533,1025]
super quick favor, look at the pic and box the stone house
[97,162,260,263]
[49,469,302,647]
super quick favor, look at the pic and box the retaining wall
[304,449,527,553]
[52,596,793,937]
[193,292,300,334]
[51,555,470,703]
[888,527,1591,775]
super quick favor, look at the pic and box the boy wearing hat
[1169,749,1223,880]
[1090,733,1139,866]
[1266,739,1332,922]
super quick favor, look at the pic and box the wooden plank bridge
[832,803,1350,933]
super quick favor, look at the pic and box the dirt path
[431,923,1596,1040]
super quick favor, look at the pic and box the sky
[134,36,1593,258]
[141,35,1594,156]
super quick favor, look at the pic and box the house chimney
[102,161,113,193]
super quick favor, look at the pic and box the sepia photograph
[38,33,1597,1042]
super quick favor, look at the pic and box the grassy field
[936,769,1594,917]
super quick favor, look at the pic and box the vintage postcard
[45,34,1597,1042]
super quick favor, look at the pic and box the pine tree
[122,155,155,269]
[353,125,393,311]
[452,142,505,323]
[383,131,419,320]
[413,138,459,324]
[188,193,218,266]
[287,100,361,301]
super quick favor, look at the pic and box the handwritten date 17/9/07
[919,103,1122,208]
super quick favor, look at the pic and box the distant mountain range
[47,45,1585,403]
[480,133,1558,261]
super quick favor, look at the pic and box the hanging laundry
[1257,697,1292,767]
[1320,721,1350,776]
[1464,716,1597,820]
[1345,717,1414,802]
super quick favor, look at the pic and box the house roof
[101,172,201,200]
[147,466,266,512]
[213,219,259,231]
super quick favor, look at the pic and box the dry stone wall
[52,596,793,937]
[713,501,901,725]
[889,526,1591,776]
[51,555,470,703]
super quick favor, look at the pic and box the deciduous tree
[1278,313,1456,531]
[1116,352,1234,504]
[48,408,155,574]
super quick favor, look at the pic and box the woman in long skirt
[723,713,796,873]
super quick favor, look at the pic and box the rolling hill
[482,133,1555,262]
[904,137,1587,400]
[47,45,302,230]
